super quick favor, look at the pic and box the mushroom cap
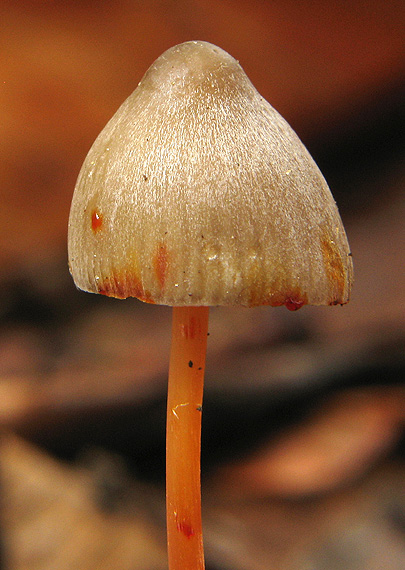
[68,41,353,308]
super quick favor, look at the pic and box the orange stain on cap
[154,243,170,289]
[97,271,155,303]
[321,235,345,304]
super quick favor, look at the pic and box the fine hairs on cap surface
[68,41,353,308]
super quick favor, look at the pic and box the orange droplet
[91,209,103,232]
[285,297,305,311]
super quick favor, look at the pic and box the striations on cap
[68,41,353,308]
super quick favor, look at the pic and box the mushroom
[68,41,353,570]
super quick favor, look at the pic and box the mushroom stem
[166,306,209,570]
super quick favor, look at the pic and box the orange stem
[166,306,209,570]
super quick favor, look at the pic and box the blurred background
[0,1,404,569]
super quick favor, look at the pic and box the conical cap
[68,41,353,308]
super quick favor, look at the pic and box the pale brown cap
[68,41,353,308]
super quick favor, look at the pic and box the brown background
[0,1,404,569]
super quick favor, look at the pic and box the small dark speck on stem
[188,360,193,368]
